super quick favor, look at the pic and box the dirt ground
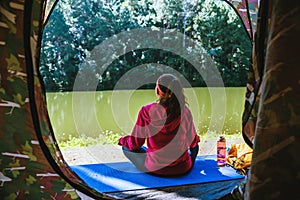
[61,136,245,166]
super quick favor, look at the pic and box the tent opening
[39,0,253,195]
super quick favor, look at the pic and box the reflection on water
[46,87,245,141]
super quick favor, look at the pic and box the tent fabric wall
[0,0,112,199]
[245,0,300,199]
[225,0,259,41]
[225,0,260,148]
[0,0,78,199]
[0,0,255,199]
[2,0,300,199]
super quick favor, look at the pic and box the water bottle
[217,136,226,167]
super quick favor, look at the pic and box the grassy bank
[57,130,242,149]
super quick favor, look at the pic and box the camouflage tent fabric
[0,0,112,199]
[245,0,300,199]
[0,0,259,199]
[225,0,260,148]
[225,0,259,41]
[5,0,298,199]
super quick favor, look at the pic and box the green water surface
[46,87,245,141]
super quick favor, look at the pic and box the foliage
[40,5,80,91]
[40,0,251,91]
[58,129,242,149]
[58,130,123,148]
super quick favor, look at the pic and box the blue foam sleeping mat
[70,155,244,193]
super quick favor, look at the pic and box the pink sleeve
[118,107,148,150]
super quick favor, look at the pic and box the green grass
[58,130,123,149]
[58,129,242,149]
[199,130,242,142]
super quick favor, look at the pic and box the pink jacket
[118,103,200,175]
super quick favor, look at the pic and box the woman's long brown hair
[157,74,186,118]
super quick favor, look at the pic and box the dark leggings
[122,145,199,174]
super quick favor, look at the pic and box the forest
[40,0,252,92]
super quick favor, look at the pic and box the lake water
[46,87,246,141]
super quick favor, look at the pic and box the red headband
[157,84,165,96]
